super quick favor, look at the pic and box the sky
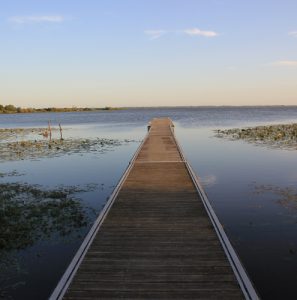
[0,0,297,107]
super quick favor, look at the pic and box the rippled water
[1,106,297,128]
[1,107,297,299]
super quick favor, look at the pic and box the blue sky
[1,0,296,107]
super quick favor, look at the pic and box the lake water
[1,107,297,299]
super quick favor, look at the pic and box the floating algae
[215,123,297,150]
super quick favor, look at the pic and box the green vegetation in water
[0,171,25,178]
[1,138,128,161]
[215,123,297,150]
[0,104,122,114]
[0,182,97,297]
[0,182,97,252]
[0,127,137,162]
[0,127,55,141]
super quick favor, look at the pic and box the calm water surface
[1,107,297,299]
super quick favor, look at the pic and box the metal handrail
[49,130,149,300]
[170,124,259,300]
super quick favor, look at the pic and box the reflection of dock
[51,118,258,299]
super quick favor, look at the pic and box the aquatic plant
[0,182,98,296]
[0,136,135,162]
[215,123,297,150]
[0,171,25,178]
[0,127,51,141]
[0,183,97,252]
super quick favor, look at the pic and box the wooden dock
[50,118,258,300]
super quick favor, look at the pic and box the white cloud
[144,30,167,40]
[271,60,297,67]
[145,28,218,40]
[288,31,297,38]
[9,15,65,24]
[183,28,218,37]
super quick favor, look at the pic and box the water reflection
[198,174,217,187]
[175,124,297,299]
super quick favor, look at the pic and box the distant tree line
[0,104,119,114]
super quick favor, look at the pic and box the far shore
[0,105,123,114]
[2,105,297,115]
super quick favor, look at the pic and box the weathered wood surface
[63,118,246,299]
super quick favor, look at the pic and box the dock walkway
[51,118,258,299]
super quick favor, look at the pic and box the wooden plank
[51,118,258,300]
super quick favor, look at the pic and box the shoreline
[1,105,297,115]
[0,106,123,114]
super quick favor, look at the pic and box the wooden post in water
[59,123,63,140]
[48,120,52,142]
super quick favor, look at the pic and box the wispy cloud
[144,30,167,40]
[145,27,218,40]
[182,28,218,37]
[288,31,297,38]
[271,60,297,67]
[9,15,65,24]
